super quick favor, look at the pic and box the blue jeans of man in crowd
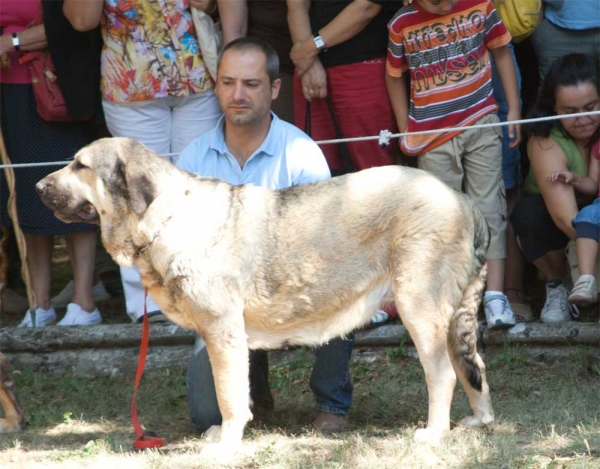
[491,42,522,191]
[187,334,354,431]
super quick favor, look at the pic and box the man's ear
[271,78,282,100]
[118,141,158,216]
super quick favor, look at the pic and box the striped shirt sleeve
[484,0,511,49]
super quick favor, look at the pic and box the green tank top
[524,127,588,194]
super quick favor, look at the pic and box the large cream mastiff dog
[37,137,494,455]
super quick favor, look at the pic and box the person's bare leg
[533,250,569,280]
[23,234,53,309]
[67,230,96,312]
[576,238,598,276]
[485,259,505,292]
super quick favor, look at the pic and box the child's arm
[548,169,598,197]
[385,73,409,134]
[489,45,521,148]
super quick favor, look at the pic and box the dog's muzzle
[36,176,99,223]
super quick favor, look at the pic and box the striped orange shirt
[387,0,511,156]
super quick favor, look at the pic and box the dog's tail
[448,202,490,392]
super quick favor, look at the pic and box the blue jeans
[491,42,522,190]
[187,334,354,431]
[573,198,600,242]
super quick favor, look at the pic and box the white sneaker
[484,293,516,329]
[540,283,572,324]
[569,275,598,305]
[57,303,102,326]
[18,307,58,327]
[51,280,111,308]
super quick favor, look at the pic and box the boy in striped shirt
[386,0,521,328]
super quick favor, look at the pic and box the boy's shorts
[418,113,507,260]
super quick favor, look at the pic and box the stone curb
[0,322,598,377]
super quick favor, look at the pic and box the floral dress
[101,0,213,102]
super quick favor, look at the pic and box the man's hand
[300,60,327,101]
[548,170,580,185]
[291,37,319,77]
[506,108,522,148]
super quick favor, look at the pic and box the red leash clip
[131,289,165,450]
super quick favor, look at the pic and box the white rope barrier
[2,110,599,170]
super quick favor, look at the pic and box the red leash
[131,288,165,450]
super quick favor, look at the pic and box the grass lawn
[0,344,598,469]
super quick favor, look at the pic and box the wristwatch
[11,33,20,51]
[313,34,326,52]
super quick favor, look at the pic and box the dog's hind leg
[448,265,494,428]
[394,277,458,444]
[198,315,253,461]
[0,353,24,433]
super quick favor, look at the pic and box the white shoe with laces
[51,280,110,308]
[540,283,578,324]
[484,293,516,329]
[57,303,102,326]
[18,307,58,328]
[568,275,598,305]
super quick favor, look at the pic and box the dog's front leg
[0,353,24,433]
[200,317,253,461]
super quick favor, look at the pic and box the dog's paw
[200,443,235,464]
[0,418,22,433]
[413,427,447,445]
[458,414,494,427]
[203,425,222,443]
[200,441,240,464]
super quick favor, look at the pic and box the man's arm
[489,45,522,147]
[218,0,248,45]
[287,0,382,76]
[289,138,331,185]
[287,0,314,77]
[287,0,327,100]
[63,0,104,31]
[385,73,409,134]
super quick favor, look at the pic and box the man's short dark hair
[217,37,280,84]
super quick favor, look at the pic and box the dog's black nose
[36,180,48,195]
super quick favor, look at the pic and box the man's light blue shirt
[177,112,330,188]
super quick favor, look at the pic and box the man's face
[416,0,458,15]
[215,48,281,127]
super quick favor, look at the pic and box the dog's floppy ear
[118,139,159,216]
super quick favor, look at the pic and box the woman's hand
[190,0,217,14]
[300,60,327,101]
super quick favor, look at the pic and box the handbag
[19,50,71,122]
[494,0,541,43]
[305,97,356,177]
[191,7,223,81]
[17,11,72,122]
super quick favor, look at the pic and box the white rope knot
[378,129,392,147]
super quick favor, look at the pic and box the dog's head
[37,137,165,225]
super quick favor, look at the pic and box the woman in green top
[511,53,599,324]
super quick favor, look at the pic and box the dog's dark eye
[73,160,86,171]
